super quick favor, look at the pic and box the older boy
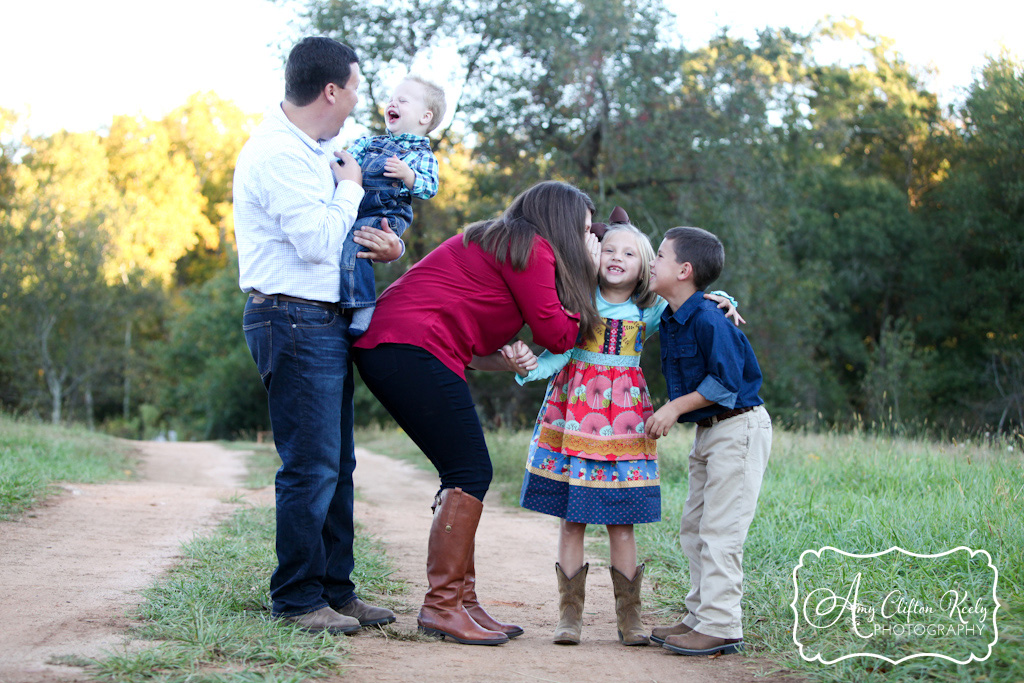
[344,75,446,334]
[645,227,772,656]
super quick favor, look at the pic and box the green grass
[0,414,137,519]
[89,446,407,683]
[359,422,1023,681]
[642,428,1024,683]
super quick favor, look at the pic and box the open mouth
[387,110,400,124]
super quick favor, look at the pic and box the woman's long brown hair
[463,181,600,335]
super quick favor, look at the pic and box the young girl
[515,212,738,646]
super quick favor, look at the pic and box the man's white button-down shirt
[234,104,364,302]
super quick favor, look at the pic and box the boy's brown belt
[696,405,757,428]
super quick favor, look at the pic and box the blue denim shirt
[660,291,764,423]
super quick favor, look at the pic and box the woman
[353,181,600,645]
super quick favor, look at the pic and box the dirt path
[343,449,776,683]
[0,442,247,683]
[0,441,787,683]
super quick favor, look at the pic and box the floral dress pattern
[520,313,660,524]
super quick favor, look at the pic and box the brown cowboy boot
[463,540,524,638]
[553,562,588,645]
[417,488,508,645]
[610,564,649,646]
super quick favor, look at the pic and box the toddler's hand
[383,155,415,190]
[645,404,680,439]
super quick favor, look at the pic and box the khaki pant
[679,405,772,639]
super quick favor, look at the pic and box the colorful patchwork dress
[518,291,668,525]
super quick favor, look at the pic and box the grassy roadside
[88,441,407,682]
[355,423,1023,682]
[0,414,137,519]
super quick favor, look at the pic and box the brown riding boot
[553,562,588,645]
[610,564,649,646]
[417,488,508,645]
[463,540,524,638]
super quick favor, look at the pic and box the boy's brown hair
[404,75,447,133]
[663,226,724,290]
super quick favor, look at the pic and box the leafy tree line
[1,0,1021,439]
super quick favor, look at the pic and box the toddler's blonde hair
[403,75,447,133]
[602,223,659,310]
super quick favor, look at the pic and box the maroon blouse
[354,234,580,379]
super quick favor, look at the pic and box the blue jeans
[242,294,357,617]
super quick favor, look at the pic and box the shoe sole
[418,626,508,645]
[662,640,744,656]
[650,631,691,645]
[357,615,397,627]
[618,629,650,646]
[292,623,362,635]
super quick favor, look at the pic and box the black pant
[354,344,493,501]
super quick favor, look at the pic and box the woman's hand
[468,341,537,376]
[704,292,745,326]
[500,340,538,377]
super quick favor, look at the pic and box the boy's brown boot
[553,562,588,644]
[417,488,508,645]
[610,564,650,646]
[650,620,692,644]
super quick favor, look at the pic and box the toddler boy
[645,226,772,656]
[344,75,446,334]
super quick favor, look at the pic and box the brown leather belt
[249,290,346,314]
[696,405,757,428]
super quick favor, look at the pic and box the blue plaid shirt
[660,291,764,423]
[348,132,439,200]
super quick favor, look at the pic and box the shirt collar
[387,131,430,145]
[266,103,326,153]
[665,291,707,326]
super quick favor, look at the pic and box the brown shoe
[283,605,361,634]
[463,540,524,638]
[650,620,692,645]
[417,488,508,645]
[336,597,396,627]
[662,630,744,656]
[610,565,649,646]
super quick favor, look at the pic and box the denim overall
[341,135,428,335]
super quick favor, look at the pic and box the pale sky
[2,0,1020,137]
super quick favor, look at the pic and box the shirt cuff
[696,376,737,408]
[382,238,406,264]
[334,179,365,204]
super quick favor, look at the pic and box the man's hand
[383,155,415,190]
[332,150,362,186]
[645,403,683,439]
[354,217,403,262]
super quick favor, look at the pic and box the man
[234,36,400,633]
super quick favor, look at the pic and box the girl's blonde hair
[602,223,659,310]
